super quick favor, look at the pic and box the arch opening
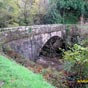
[39,36,66,58]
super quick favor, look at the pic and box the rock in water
[0,81,4,87]
[36,58,49,68]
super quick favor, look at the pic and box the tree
[41,0,62,24]
[0,0,20,27]
[42,0,88,24]
[0,0,49,27]
[56,0,88,24]
[17,0,48,25]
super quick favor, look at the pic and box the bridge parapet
[0,24,65,45]
[0,24,65,34]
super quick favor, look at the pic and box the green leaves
[64,44,88,82]
[55,0,88,24]
[64,61,75,72]
[0,0,20,27]
[64,44,88,62]
[42,8,62,24]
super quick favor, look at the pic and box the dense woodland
[0,0,88,28]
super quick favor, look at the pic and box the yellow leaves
[35,0,40,4]
[30,2,39,15]
[30,0,47,15]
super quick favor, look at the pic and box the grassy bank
[0,55,55,88]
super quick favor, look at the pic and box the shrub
[63,44,88,88]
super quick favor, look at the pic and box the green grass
[0,55,55,88]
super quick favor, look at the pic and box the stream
[36,56,64,71]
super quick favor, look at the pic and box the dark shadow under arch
[39,36,66,58]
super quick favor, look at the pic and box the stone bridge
[0,24,66,61]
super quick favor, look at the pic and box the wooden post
[80,14,84,25]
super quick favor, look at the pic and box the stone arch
[39,36,66,57]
